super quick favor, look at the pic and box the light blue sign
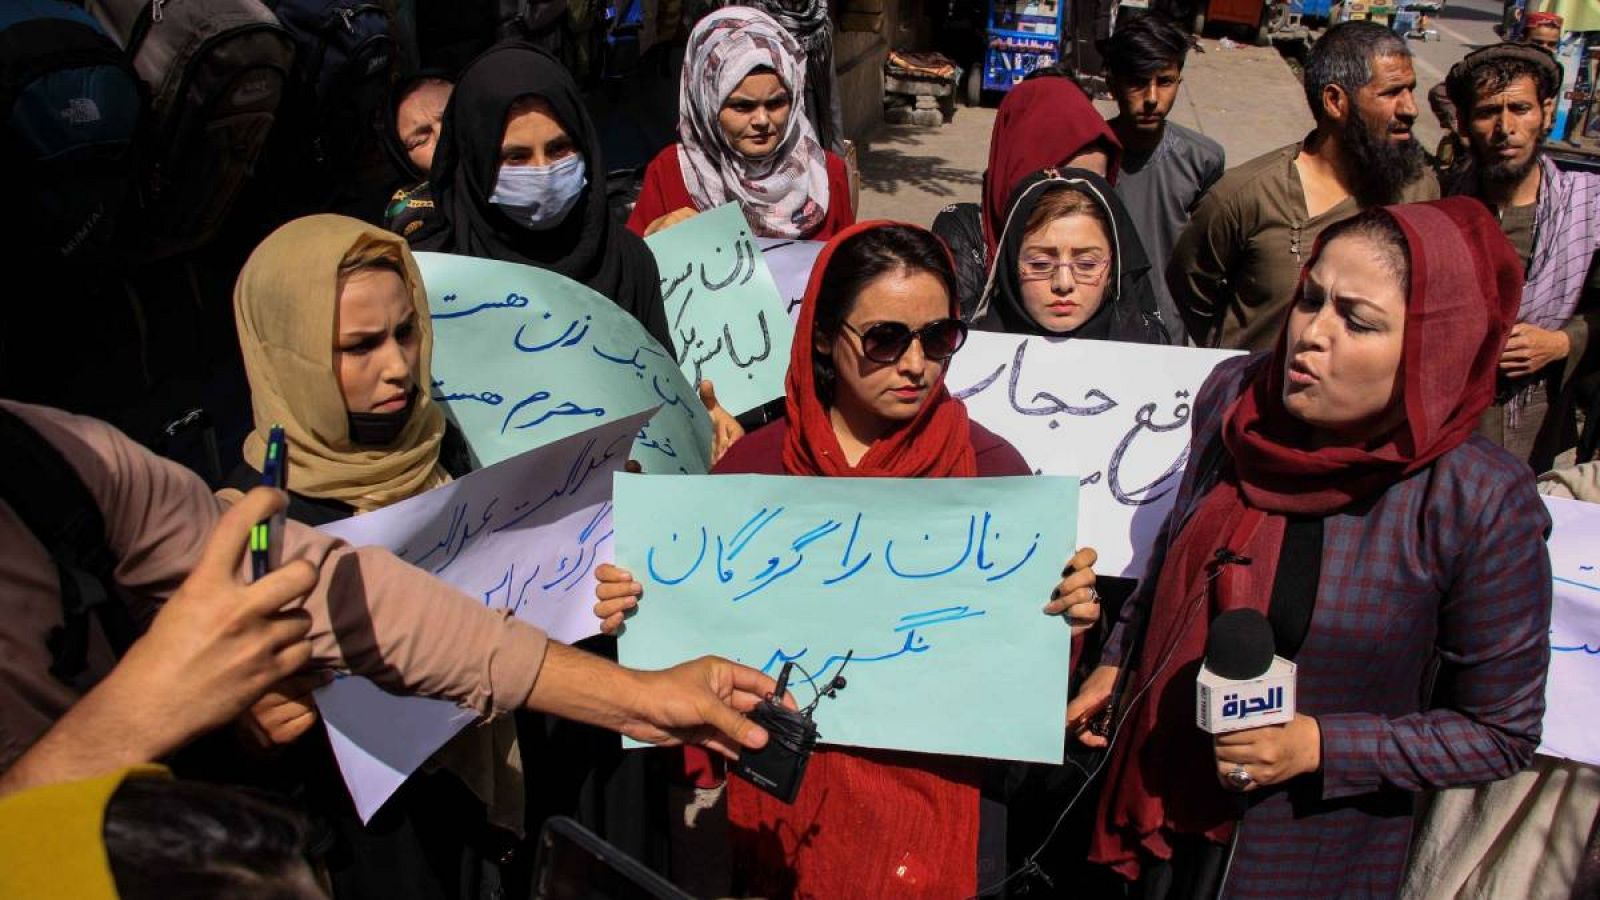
[416,252,713,474]
[614,473,1079,763]
[645,204,795,417]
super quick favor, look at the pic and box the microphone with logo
[1197,609,1296,735]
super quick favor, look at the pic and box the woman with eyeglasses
[625,7,854,240]
[975,168,1170,344]
[593,221,1102,896]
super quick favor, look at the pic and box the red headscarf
[1523,11,1563,29]
[781,220,978,478]
[1089,197,1522,880]
[980,77,1122,259]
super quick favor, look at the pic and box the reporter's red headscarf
[980,76,1122,259]
[1089,197,1522,879]
[781,220,978,478]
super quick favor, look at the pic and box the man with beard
[1167,22,1438,351]
[1427,13,1562,177]
[1446,42,1600,470]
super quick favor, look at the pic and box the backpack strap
[0,406,139,682]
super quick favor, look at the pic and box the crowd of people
[1,1,1598,898]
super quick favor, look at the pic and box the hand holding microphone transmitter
[732,651,853,804]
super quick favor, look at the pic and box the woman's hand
[1213,714,1322,792]
[645,207,698,236]
[1066,664,1119,749]
[699,380,744,465]
[594,563,643,635]
[1044,547,1100,636]
[237,671,331,750]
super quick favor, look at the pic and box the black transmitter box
[729,698,819,804]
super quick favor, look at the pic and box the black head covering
[418,42,673,352]
[974,168,1169,345]
[382,69,455,184]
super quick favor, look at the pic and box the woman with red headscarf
[1066,197,1553,898]
[595,221,1103,896]
[931,74,1122,319]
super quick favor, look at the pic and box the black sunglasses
[840,318,968,364]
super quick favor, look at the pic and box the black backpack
[261,0,396,213]
[86,0,296,261]
[0,0,143,268]
[0,406,137,688]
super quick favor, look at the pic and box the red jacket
[701,418,1028,899]
[626,144,855,239]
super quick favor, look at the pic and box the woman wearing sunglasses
[975,168,1171,344]
[594,222,1102,896]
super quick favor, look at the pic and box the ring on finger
[1226,765,1254,790]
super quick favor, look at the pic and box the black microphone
[1197,609,1295,733]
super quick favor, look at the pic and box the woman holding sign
[976,167,1171,344]
[228,214,522,899]
[596,222,1103,896]
[418,40,742,460]
[1068,199,1553,897]
[625,7,854,241]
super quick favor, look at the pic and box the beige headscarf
[234,216,525,833]
[235,214,449,512]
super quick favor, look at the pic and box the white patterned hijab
[677,7,831,238]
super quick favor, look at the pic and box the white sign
[758,237,825,322]
[945,332,1243,577]
[1539,496,1600,767]
[313,411,648,821]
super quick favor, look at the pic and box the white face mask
[489,153,587,230]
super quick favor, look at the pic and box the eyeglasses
[1019,256,1111,284]
[839,318,968,364]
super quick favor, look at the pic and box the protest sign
[1539,496,1600,767]
[646,204,796,416]
[756,237,825,322]
[417,251,712,474]
[614,473,1078,763]
[314,412,647,822]
[945,332,1243,577]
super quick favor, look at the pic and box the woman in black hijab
[417,42,673,352]
[975,168,1169,344]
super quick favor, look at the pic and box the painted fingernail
[1062,564,1076,577]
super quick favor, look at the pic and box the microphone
[1196,609,1296,734]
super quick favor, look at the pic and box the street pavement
[857,2,1501,224]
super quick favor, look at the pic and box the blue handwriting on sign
[758,605,988,685]
[514,313,593,353]
[1552,641,1600,655]
[432,292,530,320]
[398,430,629,574]
[430,379,503,406]
[643,509,1041,600]
[481,502,615,616]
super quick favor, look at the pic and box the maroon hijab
[1089,197,1522,879]
[980,77,1122,259]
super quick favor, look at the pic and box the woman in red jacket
[596,222,1101,896]
[626,6,854,240]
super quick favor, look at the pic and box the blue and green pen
[251,426,288,582]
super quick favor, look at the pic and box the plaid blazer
[1103,354,1553,899]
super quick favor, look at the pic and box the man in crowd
[1446,43,1599,471]
[1427,11,1563,176]
[1522,11,1564,53]
[0,399,777,795]
[1104,12,1224,345]
[1168,21,1438,351]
